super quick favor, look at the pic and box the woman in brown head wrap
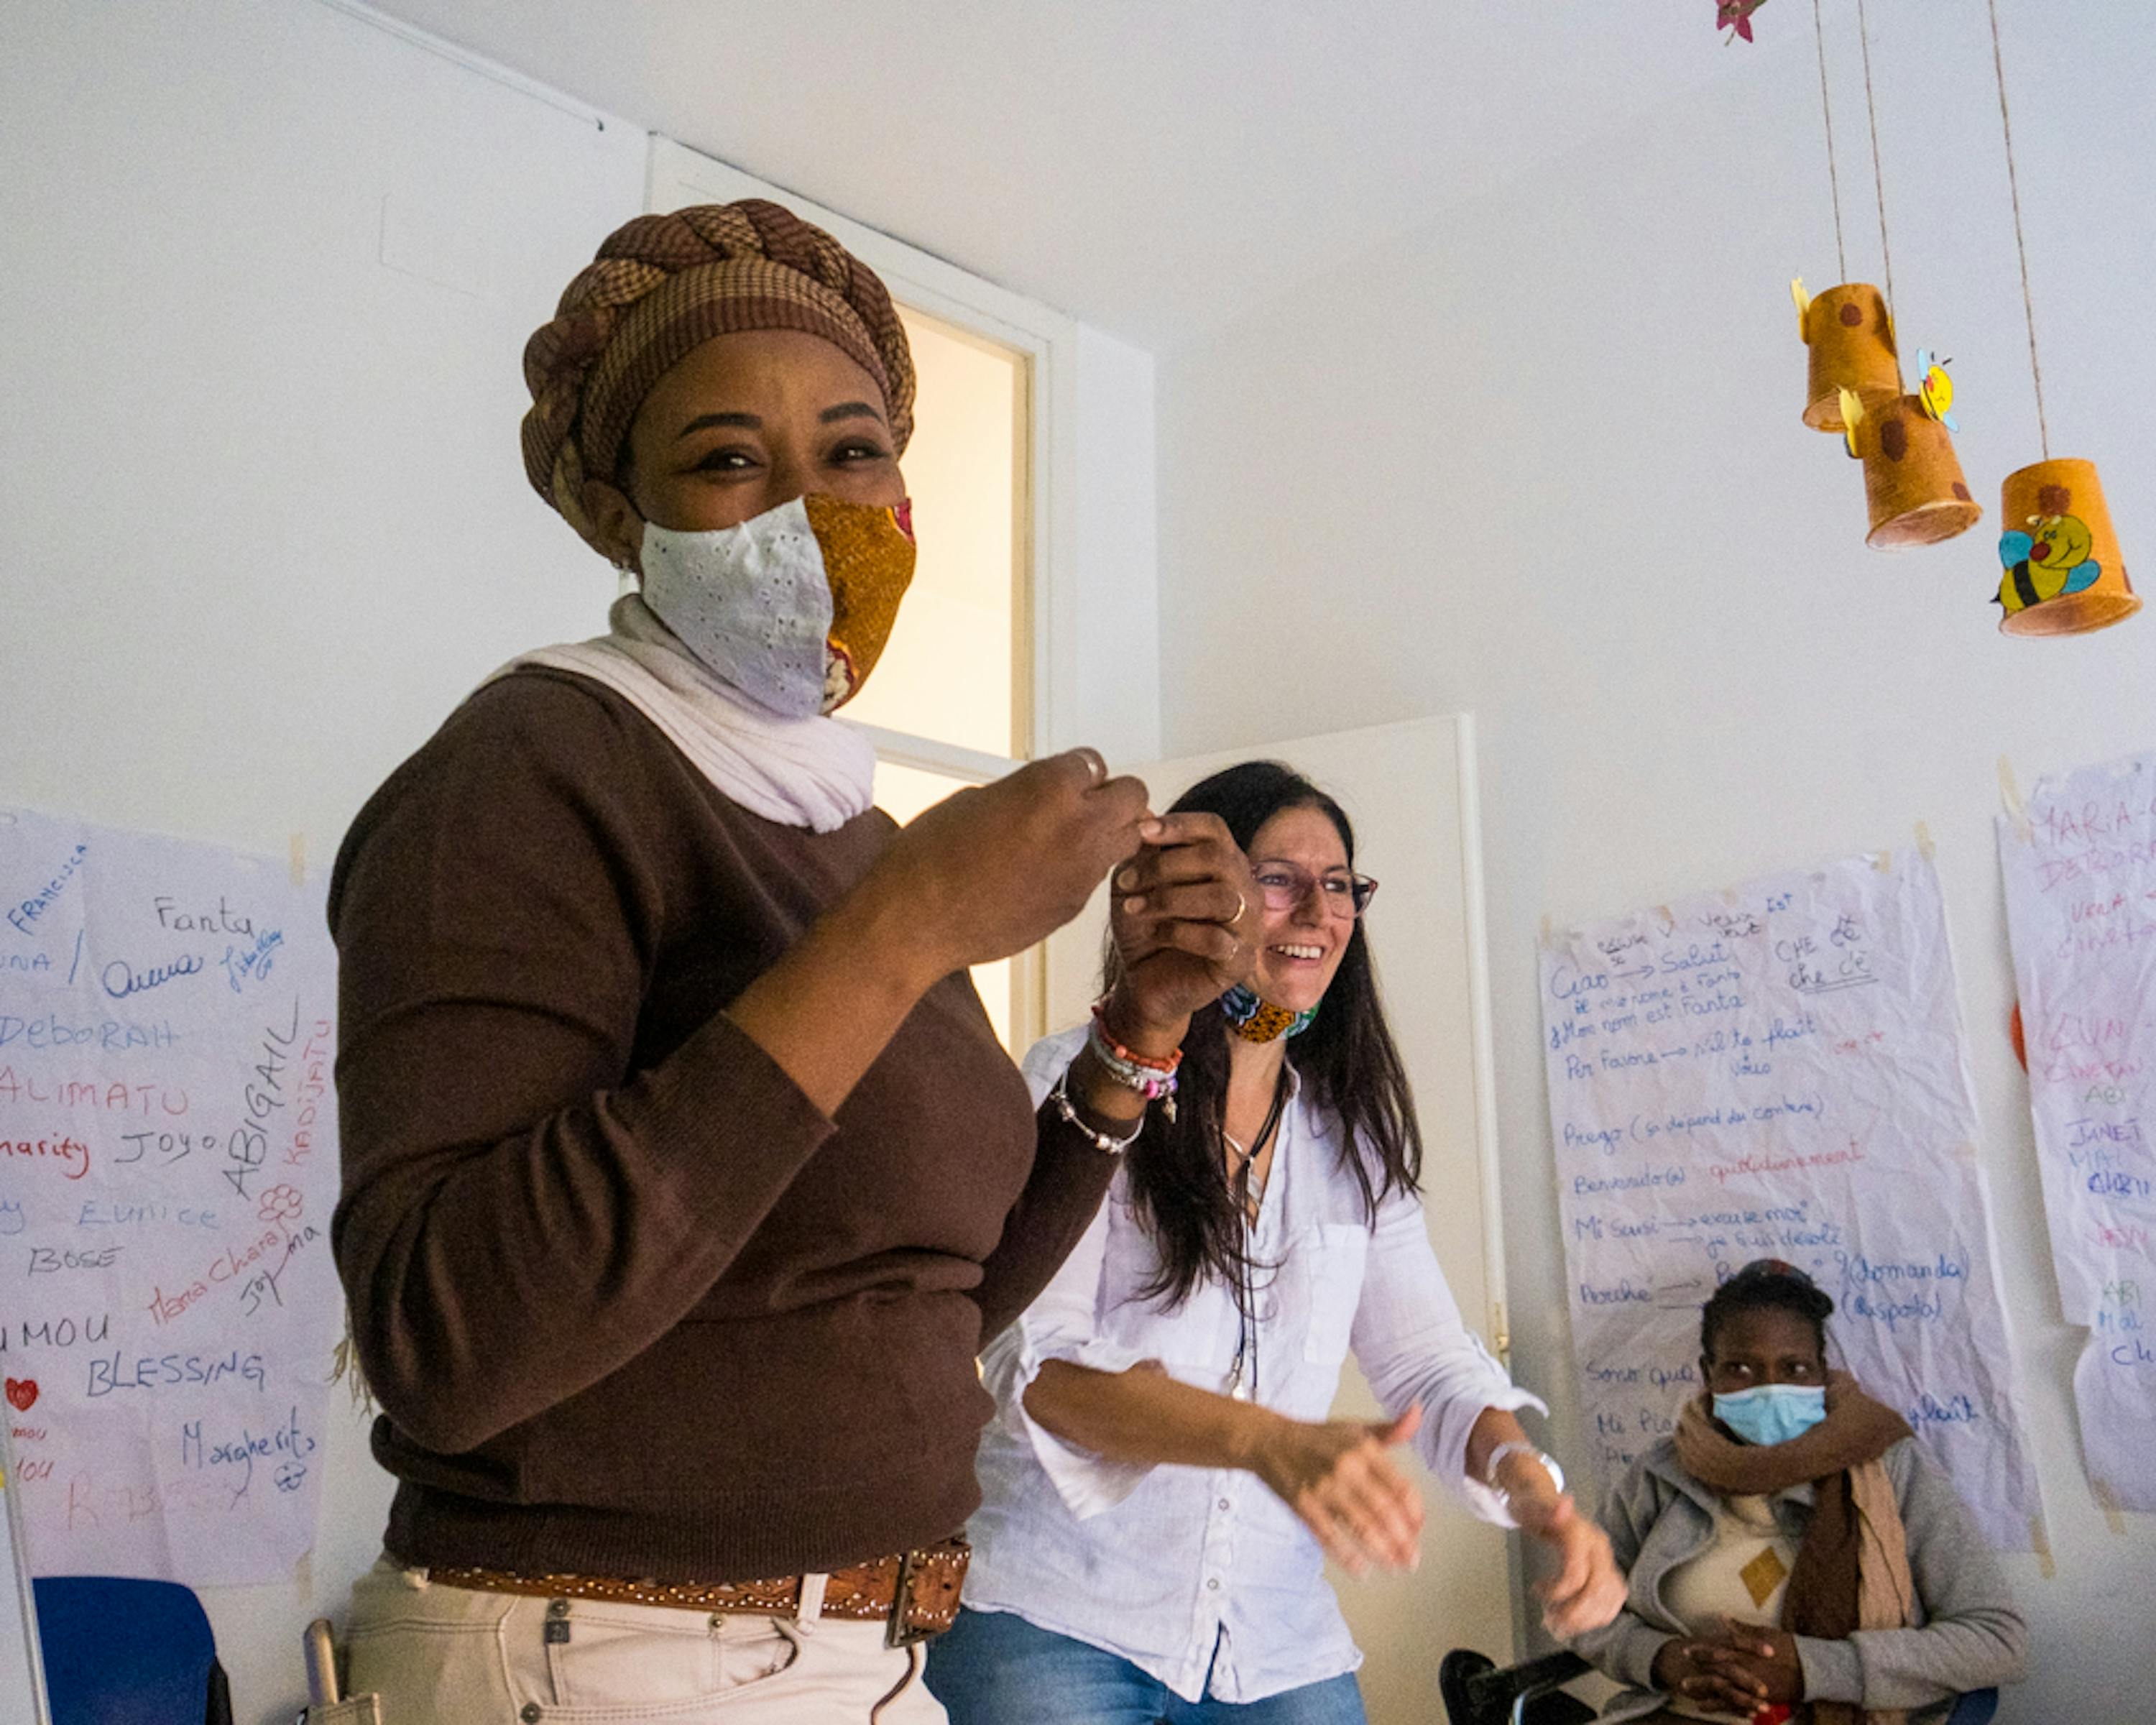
[328,201,1261,1722]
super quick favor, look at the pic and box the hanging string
[1987,0,2051,459]
[1853,0,1897,377]
[1811,0,1848,281]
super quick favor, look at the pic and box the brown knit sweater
[329,670,1115,1582]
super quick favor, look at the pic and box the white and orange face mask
[638,494,916,717]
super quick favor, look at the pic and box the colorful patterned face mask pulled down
[639,494,916,718]
[1220,983,1318,1044]
[1712,1383,1828,1448]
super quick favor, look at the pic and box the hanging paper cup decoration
[1981,1,2139,638]
[1838,387,1982,548]
[1795,279,1902,431]
[1994,459,2139,635]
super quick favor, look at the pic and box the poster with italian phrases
[0,807,336,1585]
[1998,750,2156,1512]
[1539,848,2041,1550]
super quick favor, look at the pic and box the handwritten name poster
[1540,848,2041,1550]
[1998,751,2156,1512]
[0,807,337,1585]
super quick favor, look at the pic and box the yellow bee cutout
[1792,276,1811,339]
[1915,349,1958,432]
[1997,511,2102,617]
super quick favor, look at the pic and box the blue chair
[32,1576,231,1725]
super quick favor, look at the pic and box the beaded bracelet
[1085,1013,1180,1121]
[1047,1065,1146,1156]
[1089,1001,1182,1075]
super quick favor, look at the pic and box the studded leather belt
[426,1537,969,1648]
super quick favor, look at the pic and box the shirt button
[1207,1578,1221,1591]
[520,1706,543,1723]
[1218,1497,1231,1511]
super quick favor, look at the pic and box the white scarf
[487,594,877,832]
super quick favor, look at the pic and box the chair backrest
[1439,1647,1597,1725]
[32,1576,221,1725]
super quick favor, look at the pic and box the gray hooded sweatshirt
[1568,1435,2026,1723]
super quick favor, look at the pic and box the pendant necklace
[1224,1064,1290,1404]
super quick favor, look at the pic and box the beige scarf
[489,595,877,834]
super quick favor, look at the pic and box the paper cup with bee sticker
[1995,458,2141,635]
[1797,280,1902,431]
[1841,390,1982,548]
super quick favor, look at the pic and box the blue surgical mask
[1713,1383,1827,1447]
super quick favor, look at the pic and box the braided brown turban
[520,200,916,551]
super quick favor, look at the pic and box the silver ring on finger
[1226,891,1247,927]
[1074,748,1107,785]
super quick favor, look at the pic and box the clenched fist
[872,748,1153,978]
[1097,810,1261,1056]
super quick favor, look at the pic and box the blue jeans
[924,1606,1368,1725]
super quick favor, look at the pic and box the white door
[1044,714,1516,1724]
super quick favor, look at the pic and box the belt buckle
[885,1545,966,1650]
[885,1547,930,1649]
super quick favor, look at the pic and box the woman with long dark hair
[926,762,1623,1724]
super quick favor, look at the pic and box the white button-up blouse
[962,1028,1544,1706]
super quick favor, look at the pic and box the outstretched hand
[1508,1491,1627,1637]
[1249,1404,1426,1576]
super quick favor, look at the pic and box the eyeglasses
[1252,862,1379,920]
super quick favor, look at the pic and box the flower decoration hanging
[1718,0,1769,43]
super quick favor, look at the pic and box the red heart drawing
[4,1379,37,1413]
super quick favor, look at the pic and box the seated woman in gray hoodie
[1570,1260,2025,1724]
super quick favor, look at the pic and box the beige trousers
[344,1558,947,1725]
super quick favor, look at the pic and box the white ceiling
[362,0,1770,350]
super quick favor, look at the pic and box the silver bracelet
[1482,1440,1564,1503]
[1047,1065,1146,1156]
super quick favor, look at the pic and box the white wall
[0,0,647,857]
[1061,323,1161,764]
[0,6,1158,1721]
[1152,2,2155,1718]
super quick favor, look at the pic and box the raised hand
[872,748,1152,977]
[1098,810,1260,1054]
[728,748,1151,1119]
